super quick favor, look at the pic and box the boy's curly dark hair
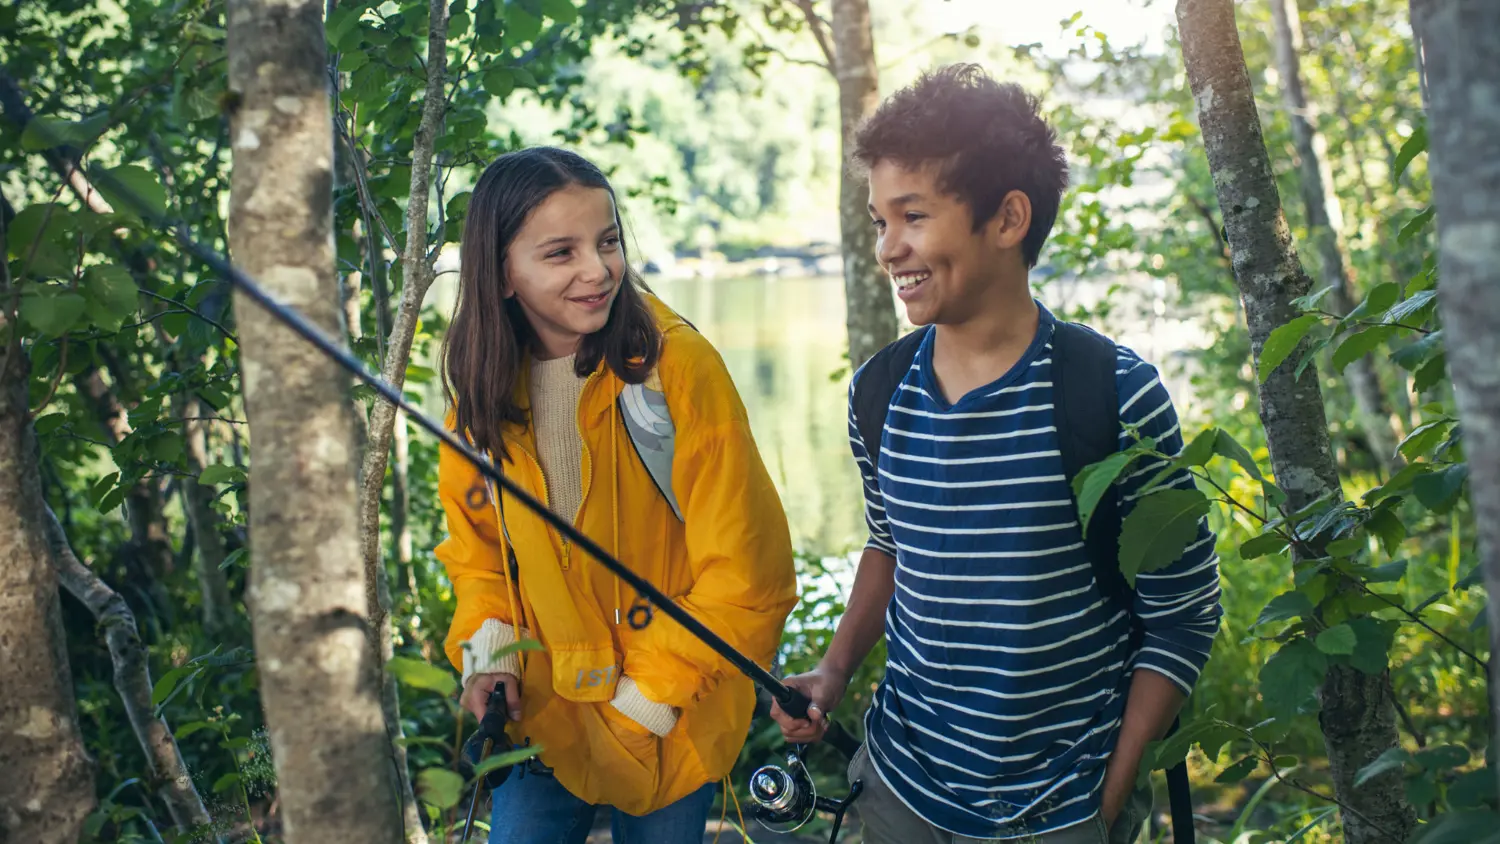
[852,63,1068,268]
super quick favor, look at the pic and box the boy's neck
[929,276,1039,404]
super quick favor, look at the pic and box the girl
[435,146,798,844]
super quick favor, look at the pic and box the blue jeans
[487,771,719,844]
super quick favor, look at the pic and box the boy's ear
[988,190,1032,253]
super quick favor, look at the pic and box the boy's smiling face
[868,159,1031,328]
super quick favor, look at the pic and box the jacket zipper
[563,368,603,571]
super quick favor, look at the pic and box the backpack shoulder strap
[618,366,682,521]
[851,327,930,469]
[1052,321,1128,610]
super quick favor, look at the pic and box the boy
[770,64,1223,843]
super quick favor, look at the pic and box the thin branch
[136,288,238,342]
[1385,674,1427,748]
[792,0,837,70]
[1242,731,1405,844]
[1341,572,1485,669]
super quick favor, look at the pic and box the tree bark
[0,239,95,842]
[1269,0,1403,475]
[1408,0,1500,795]
[828,0,897,369]
[1176,2,1417,842]
[226,0,402,840]
[180,395,234,633]
[349,3,448,840]
[44,506,221,840]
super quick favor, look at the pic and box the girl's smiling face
[504,184,626,360]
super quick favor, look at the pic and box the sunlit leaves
[388,656,458,697]
[1413,463,1469,513]
[95,164,168,222]
[1257,314,1322,383]
[1393,122,1427,182]
[416,768,464,809]
[1314,624,1356,655]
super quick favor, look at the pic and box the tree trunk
[392,408,413,577]
[0,249,95,841]
[1175,2,1418,842]
[181,395,234,633]
[44,506,221,840]
[1269,0,1403,474]
[1409,0,1500,794]
[226,0,402,839]
[830,0,897,369]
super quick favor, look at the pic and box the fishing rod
[84,167,864,840]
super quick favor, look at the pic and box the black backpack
[850,321,1196,844]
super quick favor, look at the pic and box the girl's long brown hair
[442,147,661,458]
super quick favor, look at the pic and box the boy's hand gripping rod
[88,168,860,761]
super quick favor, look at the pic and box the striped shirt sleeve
[1115,355,1224,695]
[847,380,898,556]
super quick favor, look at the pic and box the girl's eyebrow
[535,235,577,250]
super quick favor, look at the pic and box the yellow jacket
[435,294,798,815]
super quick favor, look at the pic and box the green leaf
[1414,463,1469,513]
[21,290,88,338]
[326,7,363,50]
[339,51,369,73]
[1289,285,1335,312]
[1347,618,1398,675]
[1324,537,1363,557]
[470,744,544,780]
[1355,747,1410,788]
[1407,774,1439,807]
[212,772,241,795]
[33,413,68,434]
[1367,509,1407,555]
[1393,123,1427,182]
[1072,450,1137,534]
[151,664,198,707]
[88,473,120,508]
[1174,427,1218,471]
[1398,419,1456,462]
[1414,352,1448,393]
[1392,329,1444,372]
[1398,206,1436,244]
[1385,289,1439,325]
[483,67,516,99]
[1365,559,1408,583]
[388,656,458,697]
[1239,532,1287,561]
[1257,314,1322,383]
[1216,755,1259,784]
[1285,808,1338,844]
[1332,325,1399,373]
[1415,745,1469,771]
[83,264,139,331]
[488,639,545,662]
[416,768,464,809]
[1340,282,1401,328]
[173,721,214,741]
[221,736,251,751]
[1255,592,1314,630]
[97,486,126,515]
[1259,638,1327,717]
[219,548,248,570]
[504,7,543,45]
[1117,488,1210,585]
[1213,429,1263,480]
[1314,624,1356,655]
[20,113,110,152]
[97,164,168,223]
[540,0,578,24]
[1447,769,1496,810]
[152,435,184,464]
[197,464,243,486]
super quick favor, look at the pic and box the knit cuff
[462,619,526,689]
[609,676,679,737]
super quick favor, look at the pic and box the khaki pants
[847,745,1153,844]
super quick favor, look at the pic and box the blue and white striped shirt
[850,302,1222,840]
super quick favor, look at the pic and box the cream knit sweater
[505,353,678,737]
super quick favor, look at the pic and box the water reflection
[647,275,866,557]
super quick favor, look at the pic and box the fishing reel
[459,686,552,842]
[746,685,864,844]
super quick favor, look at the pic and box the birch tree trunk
[1408,0,1500,790]
[1176,2,1417,841]
[830,0,896,369]
[1269,0,1403,473]
[226,0,402,839]
[0,234,94,841]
